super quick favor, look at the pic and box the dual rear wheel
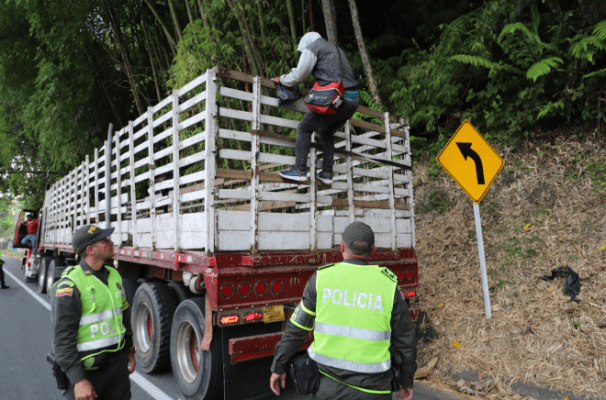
[131,282,222,400]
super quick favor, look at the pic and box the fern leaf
[572,36,604,63]
[498,22,542,48]
[583,68,606,79]
[593,20,606,41]
[526,57,563,82]
[450,55,499,70]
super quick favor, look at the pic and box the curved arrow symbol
[456,142,485,185]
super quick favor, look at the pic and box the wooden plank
[250,77,261,253]
[331,198,409,210]
[85,154,90,225]
[114,131,122,245]
[350,118,386,134]
[178,73,207,97]
[384,112,397,251]
[152,94,173,113]
[220,86,253,102]
[205,67,218,253]
[128,121,138,247]
[180,110,206,131]
[172,90,181,250]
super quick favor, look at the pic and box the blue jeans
[21,234,37,249]
[294,97,359,173]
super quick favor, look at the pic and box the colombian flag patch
[56,287,74,297]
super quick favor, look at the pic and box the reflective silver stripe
[308,346,391,373]
[76,334,123,352]
[79,307,123,326]
[314,322,390,341]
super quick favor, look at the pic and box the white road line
[5,267,176,400]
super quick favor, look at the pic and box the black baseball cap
[72,225,115,254]
[342,221,375,254]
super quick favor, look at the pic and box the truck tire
[132,282,177,373]
[37,257,53,293]
[46,258,66,293]
[167,281,193,305]
[170,297,222,400]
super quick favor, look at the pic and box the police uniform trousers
[312,374,393,400]
[64,351,131,400]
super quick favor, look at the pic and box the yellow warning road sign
[436,120,504,203]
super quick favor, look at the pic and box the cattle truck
[16,66,418,400]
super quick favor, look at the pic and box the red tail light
[245,312,263,322]
[220,283,235,299]
[397,270,404,281]
[406,269,414,280]
[220,315,240,325]
[407,291,416,297]
[255,280,268,296]
[270,279,283,295]
[238,281,252,298]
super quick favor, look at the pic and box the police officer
[270,221,417,400]
[51,225,136,400]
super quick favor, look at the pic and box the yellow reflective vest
[60,265,127,369]
[308,262,398,374]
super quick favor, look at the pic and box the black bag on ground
[47,353,70,390]
[289,353,320,395]
[539,265,581,301]
[276,82,302,106]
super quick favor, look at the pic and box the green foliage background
[0,0,605,208]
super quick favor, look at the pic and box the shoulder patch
[381,267,398,282]
[55,287,74,297]
[318,263,335,270]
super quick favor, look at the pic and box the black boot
[1,284,9,289]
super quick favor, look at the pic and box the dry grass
[412,136,606,399]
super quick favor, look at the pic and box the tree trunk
[286,0,297,49]
[143,21,164,103]
[101,0,144,115]
[167,0,183,41]
[183,0,195,27]
[256,0,267,42]
[321,0,337,43]
[143,0,178,53]
[347,0,382,108]
[301,0,306,33]
[225,0,260,75]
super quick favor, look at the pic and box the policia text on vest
[271,260,417,400]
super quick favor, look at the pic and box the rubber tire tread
[37,257,52,293]
[167,282,193,305]
[132,282,177,373]
[170,297,223,400]
[46,258,66,294]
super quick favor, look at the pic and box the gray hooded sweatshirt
[279,32,359,90]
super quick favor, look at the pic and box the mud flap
[220,321,283,400]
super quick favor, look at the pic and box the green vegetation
[1,0,606,204]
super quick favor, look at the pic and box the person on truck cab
[20,213,39,250]
[270,221,417,400]
[50,225,136,400]
[272,32,360,185]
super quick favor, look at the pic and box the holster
[390,348,404,392]
[289,353,320,395]
[46,353,70,390]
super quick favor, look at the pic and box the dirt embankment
[411,136,606,399]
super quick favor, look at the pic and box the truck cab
[13,208,40,280]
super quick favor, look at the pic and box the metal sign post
[437,120,504,319]
[473,202,491,319]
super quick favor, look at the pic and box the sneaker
[317,170,333,185]
[279,167,307,182]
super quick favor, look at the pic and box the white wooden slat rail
[42,66,415,253]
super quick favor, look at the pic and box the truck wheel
[132,282,177,373]
[170,297,223,400]
[167,282,193,305]
[46,258,66,293]
[37,257,52,293]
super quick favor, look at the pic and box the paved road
[0,257,461,400]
